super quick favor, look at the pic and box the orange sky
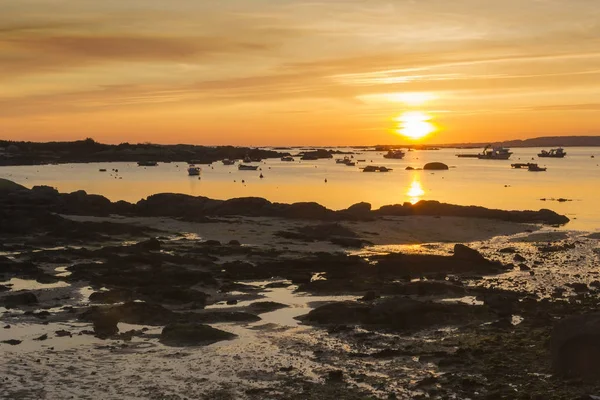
[1,0,599,145]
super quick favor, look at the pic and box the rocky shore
[1,179,600,399]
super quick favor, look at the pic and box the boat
[345,161,356,167]
[528,164,547,172]
[477,145,513,160]
[511,163,534,169]
[99,168,107,172]
[456,154,480,158]
[187,166,201,176]
[238,164,259,171]
[361,165,393,172]
[538,148,566,158]
[222,159,236,165]
[137,161,158,167]
[281,156,295,162]
[383,150,406,159]
[336,156,351,164]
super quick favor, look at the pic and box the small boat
[188,166,201,176]
[99,168,107,172]
[538,148,566,158]
[357,159,366,162]
[456,154,480,158]
[345,162,356,167]
[528,164,547,172]
[137,161,158,167]
[361,165,393,172]
[511,163,534,169]
[383,150,406,159]
[238,164,259,171]
[281,156,295,162]
[336,156,351,164]
[222,159,236,165]
[477,145,512,160]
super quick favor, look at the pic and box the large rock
[160,323,236,347]
[298,301,371,325]
[423,162,449,170]
[453,244,486,262]
[2,292,38,308]
[92,312,119,338]
[552,313,600,380]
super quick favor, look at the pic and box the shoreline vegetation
[3,179,600,398]
[1,136,600,166]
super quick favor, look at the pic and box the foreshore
[1,179,600,399]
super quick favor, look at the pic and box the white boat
[238,164,259,171]
[188,166,201,176]
[477,145,512,160]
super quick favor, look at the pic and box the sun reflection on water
[407,178,425,204]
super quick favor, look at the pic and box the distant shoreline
[1,136,599,166]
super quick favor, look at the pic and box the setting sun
[395,111,436,140]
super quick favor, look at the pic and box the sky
[1,0,600,145]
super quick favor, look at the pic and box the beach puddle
[0,278,69,291]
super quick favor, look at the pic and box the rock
[247,301,288,314]
[202,240,221,246]
[498,247,516,253]
[405,166,414,170]
[590,280,600,288]
[567,283,589,293]
[361,291,380,301]
[34,334,48,341]
[453,244,486,262]
[552,312,600,380]
[2,292,38,308]
[89,289,133,304]
[160,323,236,347]
[55,330,72,337]
[3,325,10,329]
[226,299,238,305]
[2,339,22,345]
[343,202,372,217]
[518,264,531,271]
[92,313,119,338]
[298,301,371,325]
[135,238,161,251]
[327,370,344,382]
[423,162,449,170]
[513,254,527,262]
[228,240,241,246]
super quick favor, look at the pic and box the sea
[1,147,599,232]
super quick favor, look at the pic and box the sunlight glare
[395,111,436,140]
[386,92,437,106]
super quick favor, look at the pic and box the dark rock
[518,264,531,271]
[202,240,221,246]
[160,323,236,347]
[567,283,589,293]
[343,202,372,217]
[2,292,38,308]
[92,313,119,338]
[228,240,241,246]
[513,254,527,263]
[135,238,161,251]
[34,334,48,341]
[55,330,72,337]
[327,370,344,382]
[453,244,486,262]
[498,247,516,253]
[226,299,238,305]
[89,289,133,304]
[2,339,22,345]
[298,301,371,325]
[247,301,288,314]
[552,312,600,380]
[423,162,449,170]
[405,166,414,170]
[361,291,380,301]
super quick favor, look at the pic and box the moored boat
[281,156,294,162]
[477,145,512,160]
[137,161,158,167]
[222,159,236,165]
[187,166,201,176]
[538,148,566,158]
[528,164,547,172]
[238,164,259,171]
[383,150,406,159]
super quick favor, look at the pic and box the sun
[395,111,436,140]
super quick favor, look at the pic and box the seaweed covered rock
[160,323,236,347]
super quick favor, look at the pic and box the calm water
[1,147,599,231]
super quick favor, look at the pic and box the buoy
[325,179,328,183]
[259,173,264,179]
